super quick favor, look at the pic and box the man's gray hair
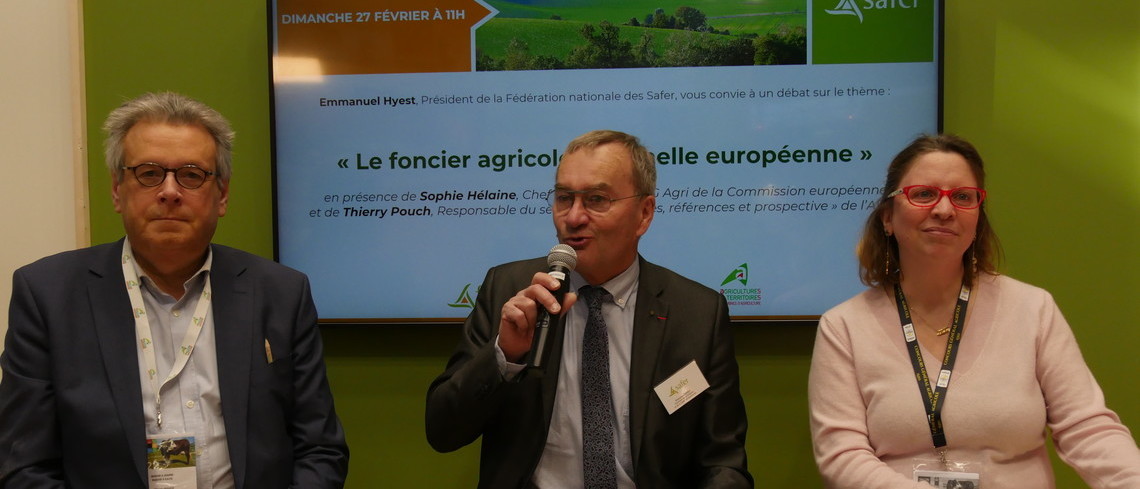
[563,129,656,195]
[103,92,235,185]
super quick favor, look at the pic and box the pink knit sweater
[809,274,1140,488]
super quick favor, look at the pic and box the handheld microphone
[524,244,577,369]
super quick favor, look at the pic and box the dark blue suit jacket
[0,240,348,488]
[426,256,752,488]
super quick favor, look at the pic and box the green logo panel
[813,0,935,64]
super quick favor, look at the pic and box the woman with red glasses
[808,134,1140,488]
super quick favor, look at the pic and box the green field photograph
[476,0,807,71]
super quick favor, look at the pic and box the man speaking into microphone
[425,130,752,488]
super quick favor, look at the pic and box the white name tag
[653,360,710,415]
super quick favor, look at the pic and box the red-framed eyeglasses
[885,185,986,210]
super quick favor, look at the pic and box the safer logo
[825,0,864,23]
[825,0,922,24]
[814,0,934,64]
[448,283,476,309]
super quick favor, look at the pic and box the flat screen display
[270,0,942,322]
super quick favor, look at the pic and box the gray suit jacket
[0,240,348,488]
[426,256,751,488]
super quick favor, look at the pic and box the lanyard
[122,240,213,431]
[892,281,971,464]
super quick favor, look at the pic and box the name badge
[653,360,710,415]
[147,435,197,489]
[914,469,980,488]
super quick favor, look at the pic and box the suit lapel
[628,258,669,468]
[209,245,254,487]
[89,240,148,485]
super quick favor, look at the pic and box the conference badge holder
[912,457,982,488]
[146,434,197,488]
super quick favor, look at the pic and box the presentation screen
[270,0,942,322]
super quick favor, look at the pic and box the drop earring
[884,232,892,276]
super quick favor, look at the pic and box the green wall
[83,2,1139,487]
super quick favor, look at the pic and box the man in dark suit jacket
[0,92,348,488]
[426,130,751,488]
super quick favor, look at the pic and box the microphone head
[547,244,577,271]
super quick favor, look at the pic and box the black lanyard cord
[892,282,971,450]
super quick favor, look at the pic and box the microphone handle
[524,264,571,369]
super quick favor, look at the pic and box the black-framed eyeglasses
[885,185,986,210]
[548,189,646,214]
[123,162,215,189]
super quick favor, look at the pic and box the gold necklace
[912,310,951,336]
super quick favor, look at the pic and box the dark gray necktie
[579,285,617,488]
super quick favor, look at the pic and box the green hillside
[478,18,678,60]
[485,0,805,23]
[476,5,806,70]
